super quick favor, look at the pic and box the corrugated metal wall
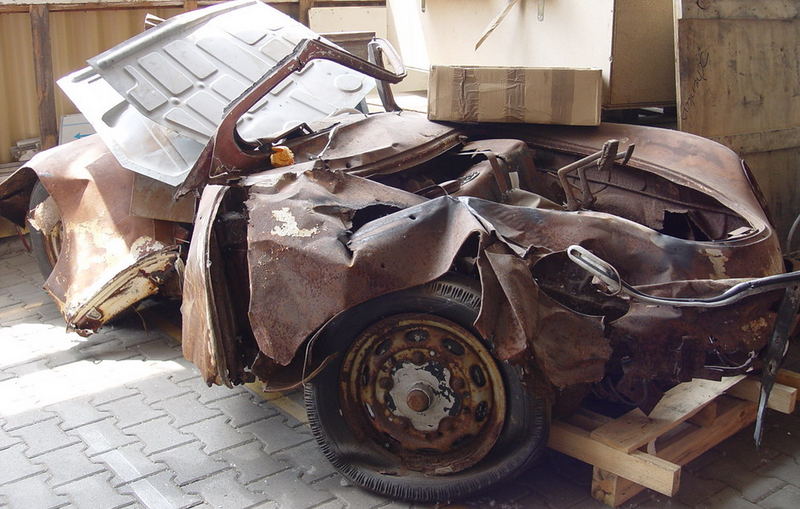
[0,2,297,164]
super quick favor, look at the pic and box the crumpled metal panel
[88,0,375,146]
[239,165,777,388]
[19,135,179,332]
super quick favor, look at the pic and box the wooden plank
[776,369,800,389]
[727,379,797,414]
[29,4,58,151]
[591,397,756,506]
[688,401,718,427]
[590,376,744,453]
[711,126,800,154]
[549,421,681,498]
[656,396,756,465]
[677,0,800,20]
[592,467,644,508]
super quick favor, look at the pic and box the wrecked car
[1,1,798,503]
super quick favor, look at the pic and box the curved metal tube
[567,244,800,308]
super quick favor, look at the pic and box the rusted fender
[0,136,180,332]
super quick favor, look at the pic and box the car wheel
[27,181,63,279]
[305,275,549,503]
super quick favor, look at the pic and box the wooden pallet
[547,370,800,507]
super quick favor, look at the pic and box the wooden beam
[29,4,58,150]
[298,0,314,26]
[727,379,797,414]
[549,421,682,498]
[590,397,757,506]
[590,376,744,453]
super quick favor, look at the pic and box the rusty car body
[1,2,798,503]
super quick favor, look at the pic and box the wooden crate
[674,1,800,243]
[548,370,800,507]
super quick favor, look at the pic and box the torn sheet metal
[19,136,179,332]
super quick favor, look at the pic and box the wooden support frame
[548,370,800,507]
[29,4,58,150]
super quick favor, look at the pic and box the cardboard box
[428,65,602,126]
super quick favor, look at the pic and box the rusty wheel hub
[340,313,506,474]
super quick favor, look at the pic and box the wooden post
[29,4,58,150]
[183,0,198,12]
[299,0,314,26]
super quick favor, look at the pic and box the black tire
[305,274,549,503]
[27,180,61,280]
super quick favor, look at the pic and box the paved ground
[1,238,799,509]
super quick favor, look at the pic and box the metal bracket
[754,284,800,446]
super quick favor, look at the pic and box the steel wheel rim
[339,313,506,475]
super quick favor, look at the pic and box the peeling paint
[270,207,319,238]
[704,248,729,278]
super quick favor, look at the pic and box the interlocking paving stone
[44,397,108,431]
[216,441,289,484]
[182,414,254,454]
[93,442,166,486]
[184,470,274,508]
[0,473,70,509]
[699,456,787,503]
[0,443,46,485]
[248,469,333,509]
[151,442,230,486]
[134,339,183,361]
[176,375,242,404]
[675,471,728,507]
[755,453,800,488]
[118,470,202,509]
[129,375,192,405]
[241,416,313,455]
[125,416,195,456]
[272,441,336,484]
[89,385,141,407]
[702,487,763,509]
[34,443,105,487]
[312,500,345,509]
[0,424,22,450]
[151,393,222,428]
[97,393,166,429]
[54,472,135,509]
[8,418,80,457]
[206,393,278,428]
[758,484,800,509]
[67,418,139,457]
[312,473,392,509]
